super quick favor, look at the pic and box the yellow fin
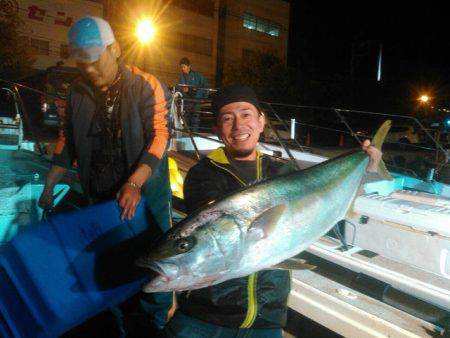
[372,120,391,150]
[371,120,393,181]
[378,160,393,181]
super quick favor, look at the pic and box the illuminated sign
[27,4,72,26]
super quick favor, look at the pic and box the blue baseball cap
[68,16,115,62]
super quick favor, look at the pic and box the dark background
[287,1,450,114]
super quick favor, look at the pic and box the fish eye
[175,237,195,253]
[178,241,189,251]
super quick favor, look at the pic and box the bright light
[419,95,430,103]
[136,19,155,44]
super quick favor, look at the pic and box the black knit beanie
[211,85,261,114]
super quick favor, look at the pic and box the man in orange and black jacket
[38,16,173,337]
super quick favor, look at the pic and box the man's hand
[118,164,152,220]
[362,139,382,173]
[38,165,67,210]
[117,182,142,220]
[38,189,54,210]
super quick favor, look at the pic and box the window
[243,12,280,37]
[30,38,49,56]
[256,18,266,33]
[268,24,280,37]
[243,13,256,30]
[166,32,212,56]
[60,44,69,59]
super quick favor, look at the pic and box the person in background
[177,57,209,132]
[165,85,382,338]
[38,16,173,337]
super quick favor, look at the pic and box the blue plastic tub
[0,199,154,337]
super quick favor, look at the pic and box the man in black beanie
[164,85,382,337]
[165,85,290,337]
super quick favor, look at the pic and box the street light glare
[419,95,429,103]
[136,19,155,44]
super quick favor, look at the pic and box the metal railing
[170,91,449,183]
[2,78,448,183]
[0,78,49,155]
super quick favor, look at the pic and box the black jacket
[179,147,291,329]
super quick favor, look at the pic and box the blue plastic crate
[0,199,153,337]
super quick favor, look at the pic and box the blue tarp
[0,199,156,337]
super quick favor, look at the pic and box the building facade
[6,0,289,88]
[13,0,103,70]
[217,0,290,84]
[106,0,219,88]
[108,0,289,88]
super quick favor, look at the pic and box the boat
[0,81,449,337]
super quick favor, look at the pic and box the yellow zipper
[240,272,258,328]
[210,154,263,328]
[209,161,247,187]
[240,154,262,328]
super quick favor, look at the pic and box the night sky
[288,1,449,111]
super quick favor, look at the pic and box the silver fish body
[138,151,369,292]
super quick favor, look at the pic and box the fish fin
[248,204,287,239]
[371,120,394,181]
[378,160,393,181]
[273,257,316,270]
[372,120,391,150]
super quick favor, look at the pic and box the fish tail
[372,120,393,180]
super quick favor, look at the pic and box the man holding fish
[137,85,386,337]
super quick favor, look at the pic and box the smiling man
[165,85,382,337]
[216,101,265,160]
[165,85,291,337]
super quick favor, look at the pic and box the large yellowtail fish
[137,121,392,292]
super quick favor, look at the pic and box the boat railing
[0,87,23,149]
[0,78,57,156]
[170,90,449,183]
[1,78,448,183]
[266,101,449,182]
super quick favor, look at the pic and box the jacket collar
[207,147,263,164]
[121,64,135,85]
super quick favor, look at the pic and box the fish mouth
[136,259,177,283]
